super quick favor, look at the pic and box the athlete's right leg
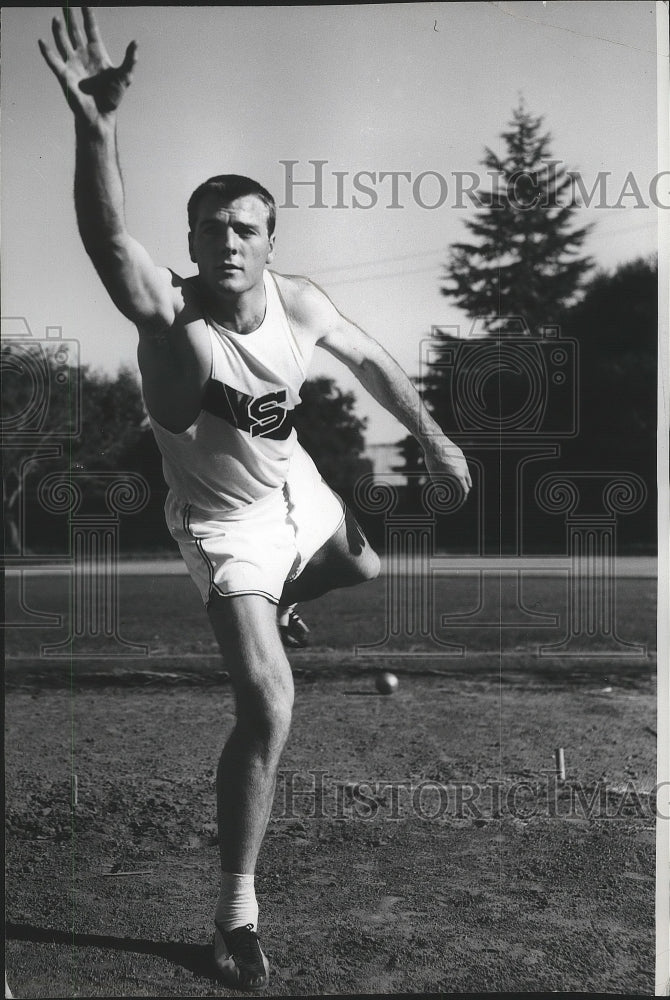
[206,592,293,990]
[207,592,293,873]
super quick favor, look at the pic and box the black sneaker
[279,608,310,649]
[213,921,270,992]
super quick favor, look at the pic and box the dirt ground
[5,659,656,997]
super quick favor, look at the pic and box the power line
[324,263,444,287]
[303,218,657,288]
[309,246,447,277]
[488,1,656,55]
[589,218,658,241]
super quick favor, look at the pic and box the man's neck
[199,277,267,335]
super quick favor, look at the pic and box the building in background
[365,442,404,480]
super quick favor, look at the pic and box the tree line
[1,357,371,555]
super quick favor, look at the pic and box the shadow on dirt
[5,922,213,980]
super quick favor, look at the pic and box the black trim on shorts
[206,585,279,609]
[184,504,281,609]
[183,503,217,600]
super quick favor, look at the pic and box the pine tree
[443,100,594,337]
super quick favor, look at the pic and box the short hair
[187,175,276,236]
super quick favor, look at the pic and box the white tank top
[150,270,314,513]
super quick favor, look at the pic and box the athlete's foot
[213,922,270,992]
[279,606,310,649]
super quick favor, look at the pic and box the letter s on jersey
[248,390,288,438]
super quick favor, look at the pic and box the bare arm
[295,280,472,495]
[39,8,177,332]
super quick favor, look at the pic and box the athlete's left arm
[298,280,471,495]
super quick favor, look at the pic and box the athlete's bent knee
[336,547,380,588]
[363,548,381,582]
[349,547,381,584]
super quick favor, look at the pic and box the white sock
[215,872,259,932]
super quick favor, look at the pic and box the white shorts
[164,444,345,606]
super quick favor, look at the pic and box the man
[40,8,471,992]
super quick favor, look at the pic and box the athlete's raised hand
[39,7,137,123]
[423,435,472,499]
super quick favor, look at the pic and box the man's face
[188,194,275,296]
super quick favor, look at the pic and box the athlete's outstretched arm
[39,7,177,331]
[296,281,472,495]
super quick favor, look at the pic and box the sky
[1,3,663,444]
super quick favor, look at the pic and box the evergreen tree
[443,100,594,337]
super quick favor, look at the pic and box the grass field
[5,571,658,996]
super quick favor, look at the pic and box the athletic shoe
[213,921,270,992]
[279,608,310,648]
